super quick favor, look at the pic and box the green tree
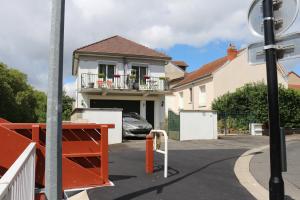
[0,62,75,122]
[0,62,37,122]
[33,90,47,122]
[212,82,300,129]
[62,91,74,121]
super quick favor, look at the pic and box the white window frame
[131,65,149,85]
[189,88,193,104]
[198,85,207,107]
[98,64,116,81]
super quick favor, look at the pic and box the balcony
[80,73,169,94]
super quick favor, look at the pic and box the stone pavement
[250,135,300,200]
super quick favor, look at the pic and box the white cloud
[64,81,76,99]
[0,0,299,92]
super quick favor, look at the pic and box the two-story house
[71,35,171,129]
[165,44,289,113]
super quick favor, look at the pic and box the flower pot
[133,82,139,90]
[97,80,103,88]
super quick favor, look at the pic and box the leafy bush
[212,82,300,129]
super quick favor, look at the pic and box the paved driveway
[87,136,269,200]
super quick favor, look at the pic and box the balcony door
[132,66,147,85]
[99,64,115,82]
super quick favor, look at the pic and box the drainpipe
[192,83,195,110]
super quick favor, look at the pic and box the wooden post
[32,124,40,143]
[100,125,109,184]
[146,134,154,174]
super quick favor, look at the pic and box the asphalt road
[87,136,269,200]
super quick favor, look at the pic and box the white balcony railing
[0,143,36,200]
[80,73,169,91]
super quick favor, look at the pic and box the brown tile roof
[288,71,300,78]
[289,84,300,90]
[174,56,229,87]
[171,61,189,67]
[75,35,171,60]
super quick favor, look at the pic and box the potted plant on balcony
[98,73,105,79]
[128,69,138,89]
[97,73,105,88]
[114,74,120,78]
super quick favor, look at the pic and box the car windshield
[123,117,140,122]
[123,113,146,122]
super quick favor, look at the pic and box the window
[179,92,183,109]
[132,66,148,84]
[98,64,115,81]
[189,88,193,103]
[199,85,206,107]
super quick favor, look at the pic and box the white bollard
[150,130,168,178]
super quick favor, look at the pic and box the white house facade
[71,36,171,130]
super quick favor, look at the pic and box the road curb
[234,145,269,200]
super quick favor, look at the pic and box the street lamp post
[262,0,284,199]
[45,0,65,199]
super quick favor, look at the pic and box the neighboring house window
[132,66,148,84]
[179,92,183,109]
[189,88,193,103]
[199,85,206,107]
[98,64,115,81]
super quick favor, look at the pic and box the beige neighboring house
[165,45,288,113]
[288,71,300,90]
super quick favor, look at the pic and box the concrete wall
[180,110,218,140]
[165,62,185,81]
[71,108,122,144]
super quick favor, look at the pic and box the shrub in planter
[98,73,105,79]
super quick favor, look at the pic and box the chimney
[227,44,238,61]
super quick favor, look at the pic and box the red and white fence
[0,143,36,200]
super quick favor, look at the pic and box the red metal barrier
[145,134,154,174]
[0,121,114,198]
[0,118,11,123]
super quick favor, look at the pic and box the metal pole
[45,0,65,199]
[280,127,287,172]
[262,0,284,199]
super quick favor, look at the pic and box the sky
[0,0,299,97]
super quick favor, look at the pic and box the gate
[168,110,180,140]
